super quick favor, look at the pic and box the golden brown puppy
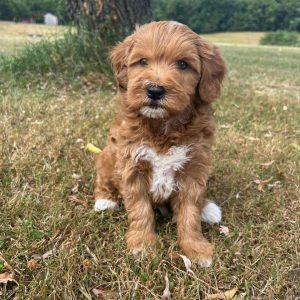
[94,21,226,267]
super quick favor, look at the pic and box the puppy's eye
[176,60,188,70]
[139,58,148,66]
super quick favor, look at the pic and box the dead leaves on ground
[254,177,282,192]
[27,259,39,270]
[0,256,18,286]
[254,177,273,192]
[179,254,194,275]
[0,272,16,284]
[161,274,171,299]
[31,248,56,261]
[82,258,91,271]
[206,287,238,299]
[219,225,230,236]
[92,287,118,299]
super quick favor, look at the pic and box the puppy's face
[111,21,226,119]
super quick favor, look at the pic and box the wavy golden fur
[94,21,226,266]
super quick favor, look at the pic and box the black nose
[146,85,166,100]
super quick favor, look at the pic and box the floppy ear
[197,38,226,103]
[110,35,134,91]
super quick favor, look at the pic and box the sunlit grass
[0,21,69,55]
[203,31,265,45]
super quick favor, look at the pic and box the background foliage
[1,0,300,32]
[0,0,70,23]
[153,0,300,33]
[260,30,300,46]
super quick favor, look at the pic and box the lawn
[0,25,300,299]
[0,21,69,55]
[202,32,265,45]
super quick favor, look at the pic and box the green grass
[0,21,68,55]
[0,31,113,87]
[202,32,265,45]
[0,36,300,299]
[260,31,300,47]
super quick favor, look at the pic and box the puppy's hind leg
[94,147,119,211]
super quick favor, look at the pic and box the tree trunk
[66,0,152,40]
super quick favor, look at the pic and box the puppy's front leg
[123,174,156,254]
[173,178,214,267]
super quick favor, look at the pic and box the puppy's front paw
[94,198,118,211]
[180,237,214,267]
[127,231,157,256]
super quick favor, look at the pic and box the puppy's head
[111,21,226,119]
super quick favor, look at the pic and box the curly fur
[94,21,226,266]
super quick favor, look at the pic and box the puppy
[94,21,226,266]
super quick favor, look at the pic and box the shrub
[0,30,114,86]
[260,31,300,47]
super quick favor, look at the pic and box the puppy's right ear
[110,36,134,91]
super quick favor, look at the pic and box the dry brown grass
[0,30,300,299]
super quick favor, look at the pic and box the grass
[260,31,300,47]
[202,32,265,45]
[0,26,300,299]
[0,21,68,55]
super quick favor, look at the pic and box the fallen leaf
[206,287,238,299]
[254,177,273,192]
[92,288,118,299]
[86,143,102,154]
[162,274,171,299]
[42,249,55,259]
[27,259,38,270]
[82,259,91,270]
[68,195,89,208]
[71,183,79,194]
[31,254,42,260]
[219,225,230,236]
[243,136,259,141]
[0,272,16,284]
[179,254,194,274]
[259,160,274,168]
[267,181,282,190]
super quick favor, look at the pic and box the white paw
[201,201,222,224]
[94,198,118,211]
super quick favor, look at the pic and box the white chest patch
[134,145,191,200]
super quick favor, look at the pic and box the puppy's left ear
[197,38,226,103]
[110,35,134,91]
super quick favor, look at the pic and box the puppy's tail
[201,200,222,224]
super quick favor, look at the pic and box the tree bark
[66,0,152,39]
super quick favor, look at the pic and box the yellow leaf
[86,143,102,154]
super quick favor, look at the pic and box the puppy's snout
[146,85,166,101]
